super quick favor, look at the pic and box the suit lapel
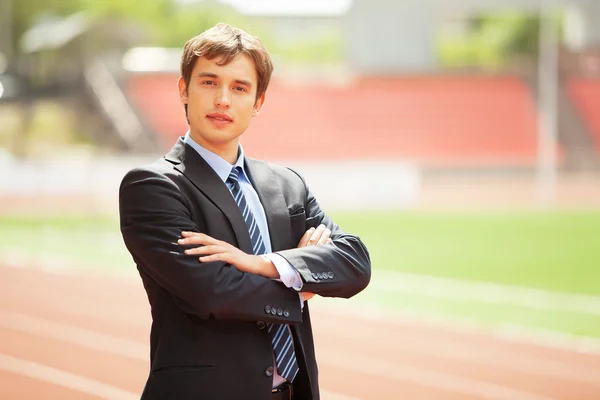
[245,158,292,252]
[164,138,253,254]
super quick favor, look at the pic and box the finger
[178,236,208,245]
[184,245,223,255]
[199,253,229,263]
[178,233,220,246]
[307,224,327,246]
[297,227,315,248]
[327,238,333,244]
[181,231,202,237]
[302,292,316,301]
[316,228,331,246]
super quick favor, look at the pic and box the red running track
[1,265,599,400]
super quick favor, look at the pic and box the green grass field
[2,210,599,338]
[334,210,600,295]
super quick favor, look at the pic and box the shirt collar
[184,132,248,183]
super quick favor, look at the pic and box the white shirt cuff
[262,253,305,309]
[262,253,303,291]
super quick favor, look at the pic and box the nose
[215,87,231,108]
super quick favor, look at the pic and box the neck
[191,134,239,164]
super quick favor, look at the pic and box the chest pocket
[288,206,307,244]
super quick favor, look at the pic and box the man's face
[178,54,264,153]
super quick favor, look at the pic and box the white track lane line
[373,270,600,316]
[0,309,147,360]
[313,317,600,385]
[3,306,591,397]
[2,265,598,397]
[0,353,138,400]
[6,253,600,316]
[319,350,558,400]
[312,298,600,356]
[0,309,358,400]
[6,261,600,353]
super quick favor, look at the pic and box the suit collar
[165,137,254,254]
[164,138,292,253]
[164,137,187,165]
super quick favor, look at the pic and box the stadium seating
[126,73,189,149]
[127,74,549,166]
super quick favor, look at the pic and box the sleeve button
[264,306,271,314]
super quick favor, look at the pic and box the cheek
[236,110,254,130]
[187,93,210,117]
[236,98,256,120]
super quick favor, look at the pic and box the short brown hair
[180,23,274,117]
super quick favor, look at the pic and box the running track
[1,265,599,399]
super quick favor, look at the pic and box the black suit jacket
[119,138,371,400]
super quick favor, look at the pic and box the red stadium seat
[127,74,557,166]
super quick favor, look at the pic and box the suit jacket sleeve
[275,169,372,298]
[119,167,302,323]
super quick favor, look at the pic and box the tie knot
[227,167,241,185]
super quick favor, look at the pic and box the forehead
[192,54,258,85]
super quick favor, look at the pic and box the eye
[202,80,216,86]
[234,86,247,92]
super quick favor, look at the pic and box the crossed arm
[178,224,334,300]
[120,167,370,322]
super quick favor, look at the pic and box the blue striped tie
[226,167,299,382]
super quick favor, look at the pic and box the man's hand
[178,232,278,279]
[297,224,332,248]
[302,292,316,301]
[178,224,332,298]
[297,224,332,301]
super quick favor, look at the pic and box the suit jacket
[119,137,371,400]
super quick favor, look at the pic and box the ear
[252,93,265,117]
[177,77,188,105]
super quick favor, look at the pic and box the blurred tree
[438,12,560,70]
[8,0,338,65]
[474,14,541,59]
[152,2,254,47]
[8,0,254,54]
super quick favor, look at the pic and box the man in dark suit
[119,23,371,400]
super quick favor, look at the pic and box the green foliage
[437,12,556,69]
[266,31,342,64]
[8,0,335,63]
[152,3,255,47]
[9,0,250,53]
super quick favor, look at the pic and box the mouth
[206,113,233,122]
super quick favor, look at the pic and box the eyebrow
[198,72,252,88]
